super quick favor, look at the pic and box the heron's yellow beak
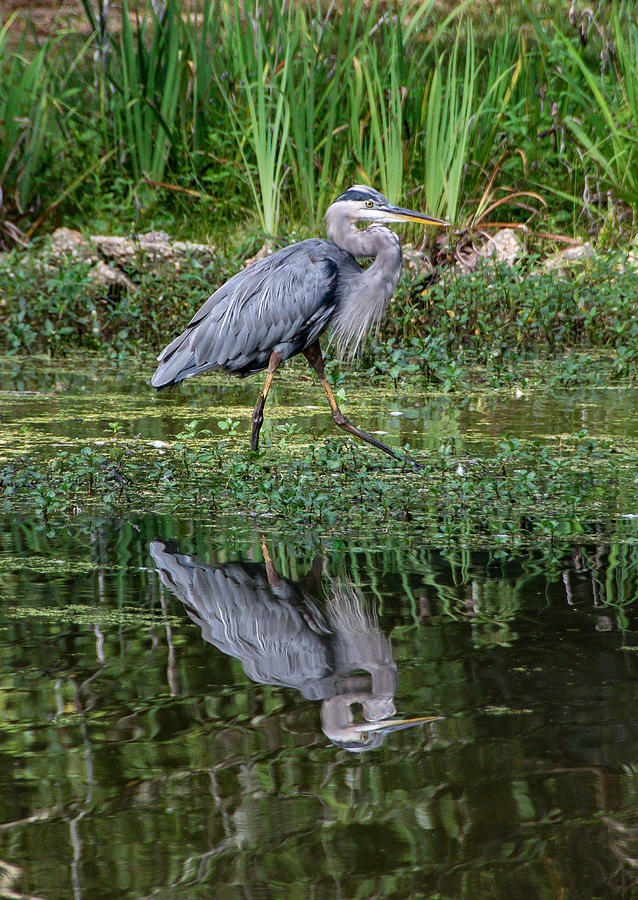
[380,204,450,227]
[354,714,441,736]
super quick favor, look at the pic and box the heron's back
[150,542,336,699]
[151,239,358,388]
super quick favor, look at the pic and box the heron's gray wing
[151,240,352,387]
[150,542,335,698]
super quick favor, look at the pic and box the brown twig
[141,175,208,198]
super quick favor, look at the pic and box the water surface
[2,515,638,898]
[2,357,638,898]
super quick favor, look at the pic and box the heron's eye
[360,731,369,742]
[365,200,374,208]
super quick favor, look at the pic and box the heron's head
[321,691,439,752]
[326,184,449,229]
[322,709,440,753]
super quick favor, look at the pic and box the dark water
[3,515,638,898]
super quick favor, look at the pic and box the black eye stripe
[335,190,372,203]
[334,187,387,204]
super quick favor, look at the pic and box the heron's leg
[259,534,280,587]
[251,351,282,452]
[303,343,421,467]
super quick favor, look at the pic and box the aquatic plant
[2,402,637,554]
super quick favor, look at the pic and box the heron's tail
[151,330,199,389]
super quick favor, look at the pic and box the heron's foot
[402,452,425,472]
[332,410,425,470]
[303,342,424,470]
[332,412,408,465]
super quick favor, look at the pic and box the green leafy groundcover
[2,402,638,551]
[1,248,637,369]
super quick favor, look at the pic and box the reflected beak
[379,204,449,228]
[355,715,440,736]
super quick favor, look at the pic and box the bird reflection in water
[150,539,437,751]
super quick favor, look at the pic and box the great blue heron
[150,539,437,751]
[151,185,448,462]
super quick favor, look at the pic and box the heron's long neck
[325,217,403,357]
[358,226,403,299]
[326,213,398,262]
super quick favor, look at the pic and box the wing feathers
[152,240,348,387]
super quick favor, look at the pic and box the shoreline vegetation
[1,231,637,369]
[1,0,637,362]
[1,0,636,362]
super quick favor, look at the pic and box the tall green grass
[363,40,405,203]
[283,0,379,224]
[420,24,477,224]
[0,0,637,243]
[217,0,293,236]
[557,23,638,208]
[0,16,53,243]
[526,5,638,217]
[79,0,189,190]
